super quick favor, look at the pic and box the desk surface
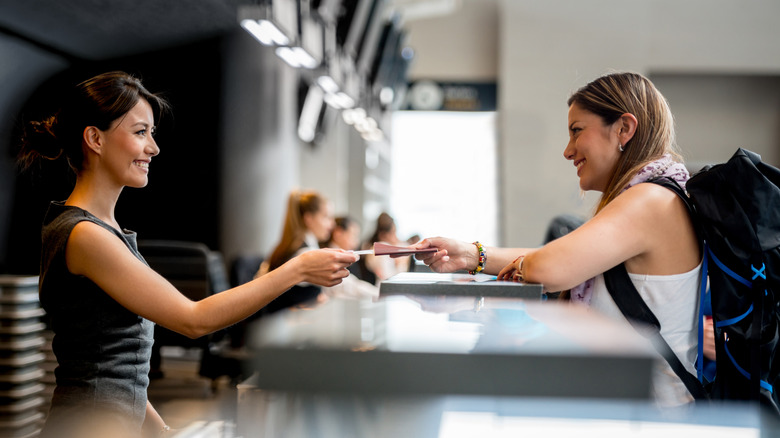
[247,295,656,400]
[379,272,544,298]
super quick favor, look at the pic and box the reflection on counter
[245,296,655,399]
[248,295,652,356]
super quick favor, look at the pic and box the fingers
[324,248,360,264]
[410,238,433,249]
[703,317,716,360]
[321,267,350,287]
[497,263,512,280]
[416,248,448,263]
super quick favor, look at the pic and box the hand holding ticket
[352,242,438,257]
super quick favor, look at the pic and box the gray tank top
[38,201,154,436]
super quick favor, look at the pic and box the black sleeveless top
[38,202,154,436]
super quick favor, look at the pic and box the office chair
[137,240,230,385]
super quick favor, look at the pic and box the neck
[66,171,124,230]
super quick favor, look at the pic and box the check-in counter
[236,278,775,437]
[235,287,667,437]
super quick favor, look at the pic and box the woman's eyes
[135,127,156,137]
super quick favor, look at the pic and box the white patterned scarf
[569,154,690,305]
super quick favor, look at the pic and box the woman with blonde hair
[258,189,336,313]
[414,72,701,407]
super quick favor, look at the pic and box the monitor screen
[369,18,403,88]
[337,0,376,60]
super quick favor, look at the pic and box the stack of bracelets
[468,241,486,275]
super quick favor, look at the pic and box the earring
[618,143,624,152]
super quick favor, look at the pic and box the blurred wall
[219,30,301,263]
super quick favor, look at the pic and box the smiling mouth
[133,161,149,170]
[574,159,585,174]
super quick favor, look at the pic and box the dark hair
[326,216,358,246]
[18,71,169,172]
[369,212,395,244]
[567,72,682,213]
[334,216,355,231]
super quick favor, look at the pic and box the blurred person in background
[257,189,337,313]
[360,212,412,284]
[323,216,379,299]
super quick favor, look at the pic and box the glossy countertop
[246,294,656,399]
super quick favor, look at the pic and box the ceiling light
[292,47,318,69]
[379,87,394,105]
[275,47,300,68]
[317,75,340,94]
[342,108,357,125]
[240,19,290,46]
[334,92,355,109]
[323,93,343,109]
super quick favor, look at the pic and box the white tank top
[588,263,702,407]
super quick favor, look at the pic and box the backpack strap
[603,263,709,400]
[602,177,709,400]
[649,178,714,385]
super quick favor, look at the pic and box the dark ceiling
[0,0,248,61]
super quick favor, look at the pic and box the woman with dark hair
[18,71,357,437]
[361,212,411,283]
[323,216,379,299]
[414,72,702,406]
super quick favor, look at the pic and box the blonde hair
[267,190,326,271]
[567,72,683,213]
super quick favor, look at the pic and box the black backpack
[604,148,780,412]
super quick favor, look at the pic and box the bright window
[390,111,498,245]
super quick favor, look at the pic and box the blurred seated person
[359,212,412,284]
[256,190,334,313]
[322,216,379,299]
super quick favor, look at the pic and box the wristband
[514,255,526,281]
[468,241,486,275]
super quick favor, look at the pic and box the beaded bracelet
[468,241,486,275]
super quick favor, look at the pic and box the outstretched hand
[297,248,359,287]
[411,237,473,273]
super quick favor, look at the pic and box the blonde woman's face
[304,202,335,241]
[563,103,621,192]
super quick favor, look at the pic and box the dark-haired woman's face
[563,103,621,192]
[100,98,159,189]
[333,222,360,250]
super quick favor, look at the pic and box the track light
[275,47,318,69]
[240,19,290,46]
[238,5,293,47]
